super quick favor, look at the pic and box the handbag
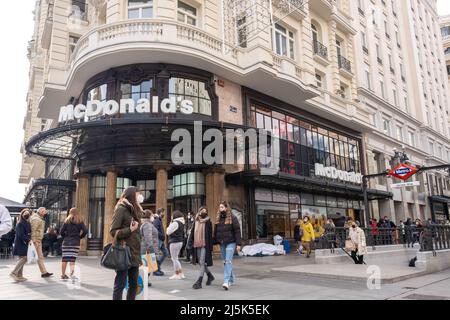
[345,239,355,251]
[101,231,132,271]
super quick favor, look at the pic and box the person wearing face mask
[189,207,214,289]
[213,201,242,291]
[166,210,186,280]
[140,209,159,287]
[348,221,367,264]
[30,207,53,278]
[110,186,143,300]
[10,209,32,282]
[300,216,315,258]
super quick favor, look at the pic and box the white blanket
[241,243,285,256]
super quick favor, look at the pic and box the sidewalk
[1,254,449,300]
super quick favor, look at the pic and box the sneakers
[153,270,165,276]
[10,273,21,282]
[41,272,53,278]
[18,276,28,282]
[179,272,186,279]
[222,283,229,290]
[61,275,69,280]
[169,274,182,280]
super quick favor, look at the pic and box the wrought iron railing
[314,225,450,252]
[338,54,352,73]
[313,40,328,60]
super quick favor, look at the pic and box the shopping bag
[27,242,38,264]
[141,253,158,273]
[124,266,148,300]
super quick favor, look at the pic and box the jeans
[197,247,211,278]
[351,251,364,264]
[169,242,183,273]
[12,256,27,277]
[113,266,139,300]
[157,240,169,272]
[220,243,236,284]
[32,240,48,274]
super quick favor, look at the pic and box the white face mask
[137,194,144,204]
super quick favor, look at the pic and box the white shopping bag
[273,235,283,246]
[27,242,38,264]
[124,266,148,300]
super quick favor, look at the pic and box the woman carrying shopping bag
[110,186,143,300]
[189,206,215,289]
[140,209,159,287]
[10,209,32,282]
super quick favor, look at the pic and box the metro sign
[388,163,418,181]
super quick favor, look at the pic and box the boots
[206,272,215,286]
[193,277,203,289]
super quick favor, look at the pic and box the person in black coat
[188,207,214,289]
[10,209,32,282]
[213,201,242,291]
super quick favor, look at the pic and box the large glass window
[251,103,362,177]
[169,78,212,116]
[88,84,108,102]
[173,172,205,197]
[274,23,295,59]
[89,176,105,241]
[128,0,153,19]
[116,178,132,199]
[177,1,197,26]
[121,80,152,103]
[137,180,156,203]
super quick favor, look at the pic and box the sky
[0,1,450,203]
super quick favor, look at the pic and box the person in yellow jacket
[301,216,315,258]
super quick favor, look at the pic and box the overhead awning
[26,118,254,160]
[226,170,393,201]
[24,179,76,209]
[0,197,27,213]
[429,195,450,203]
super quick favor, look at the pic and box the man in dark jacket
[153,208,169,276]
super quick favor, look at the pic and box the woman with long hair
[166,210,186,280]
[213,201,241,291]
[189,206,214,289]
[140,209,159,287]
[60,207,88,280]
[110,186,143,300]
[10,209,32,282]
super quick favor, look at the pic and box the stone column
[205,168,226,225]
[75,174,90,255]
[103,169,118,246]
[155,164,170,230]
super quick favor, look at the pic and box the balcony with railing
[313,40,329,63]
[338,54,352,76]
[38,19,319,120]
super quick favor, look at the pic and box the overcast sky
[0,1,450,203]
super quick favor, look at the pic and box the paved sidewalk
[1,254,449,300]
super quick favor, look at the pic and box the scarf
[194,215,210,248]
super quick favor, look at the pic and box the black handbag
[101,231,132,271]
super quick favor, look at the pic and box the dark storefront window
[88,176,105,246]
[250,104,361,177]
[255,188,363,240]
[116,177,132,199]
